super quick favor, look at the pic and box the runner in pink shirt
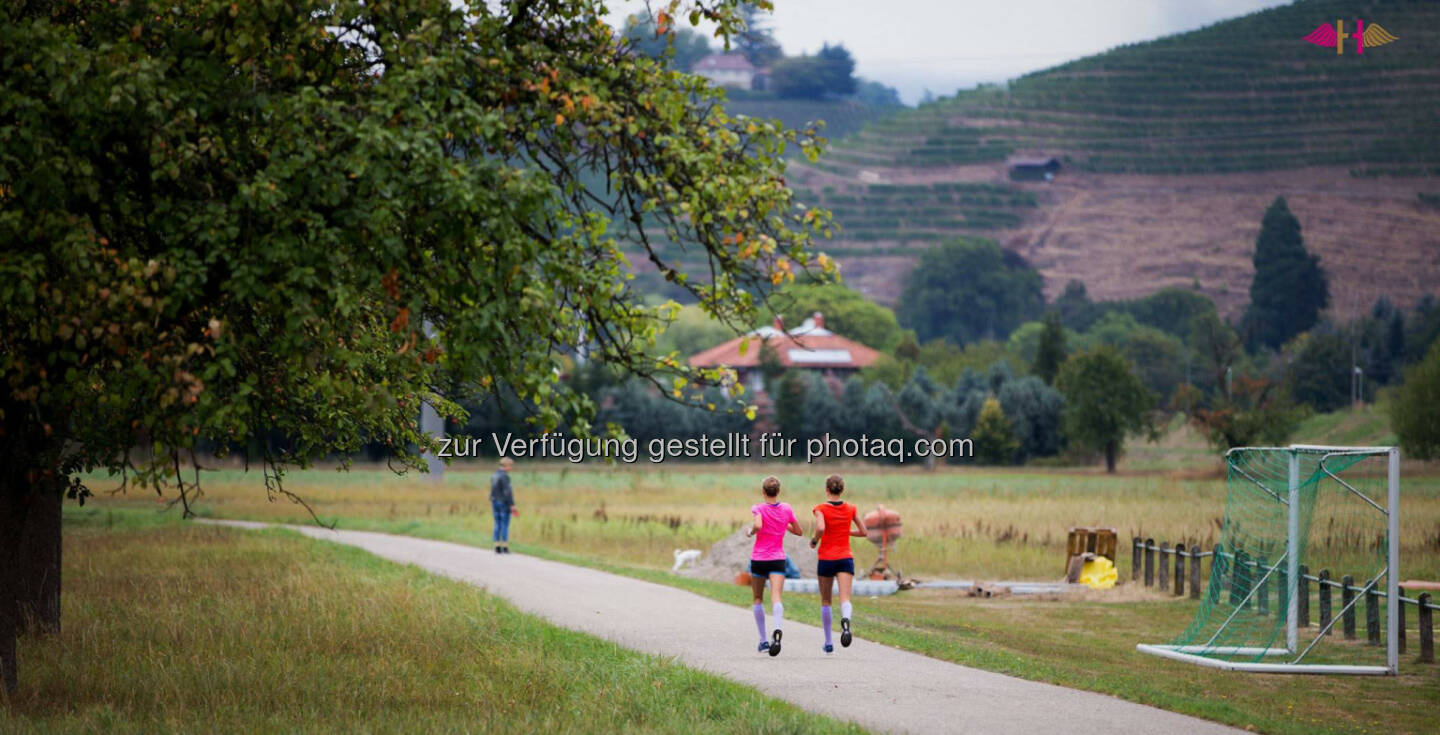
[745,475,802,656]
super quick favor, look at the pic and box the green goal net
[1137,445,1400,675]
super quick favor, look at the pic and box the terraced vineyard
[830,0,1440,175]
[807,182,1037,244]
[784,0,1440,312]
[722,97,900,143]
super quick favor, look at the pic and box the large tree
[1056,348,1154,473]
[1079,312,1186,400]
[735,2,783,67]
[897,238,1044,345]
[0,0,828,691]
[1190,373,1303,451]
[1243,196,1329,350]
[815,43,858,97]
[1190,310,1242,398]
[1284,329,1352,412]
[773,282,904,351]
[1391,342,1440,460]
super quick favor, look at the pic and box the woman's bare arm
[851,514,868,537]
[787,519,804,536]
[810,510,826,547]
[745,511,763,537]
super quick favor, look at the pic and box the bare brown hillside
[811,162,1440,318]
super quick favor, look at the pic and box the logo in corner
[1303,20,1399,55]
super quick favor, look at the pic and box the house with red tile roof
[688,312,881,394]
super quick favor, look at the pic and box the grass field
[144,499,1439,735]
[57,414,1440,734]
[115,455,1440,583]
[509,545,1440,735]
[2,510,860,734]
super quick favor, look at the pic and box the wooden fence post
[1276,556,1285,620]
[1231,549,1249,607]
[1174,543,1186,597]
[1319,569,1332,634]
[1257,553,1269,616]
[1132,537,1142,582]
[1208,544,1224,603]
[1158,542,1169,591]
[1190,543,1201,600]
[1144,538,1155,587]
[1297,565,1310,628]
[1419,593,1434,664]
[1366,586,1381,646]
[1342,575,1356,640]
[1398,586,1407,655]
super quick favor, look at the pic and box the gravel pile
[680,524,826,582]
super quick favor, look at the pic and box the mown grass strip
[4,510,864,735]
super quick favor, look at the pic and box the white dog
[672,548,702,572]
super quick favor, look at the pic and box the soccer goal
[1137,445,1400,675]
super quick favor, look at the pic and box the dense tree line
[771,44,857,100]
[624,10,899,105]
[897,239,1044,345]
[461,201,1440,471]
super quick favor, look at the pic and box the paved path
[206,521,1239,734]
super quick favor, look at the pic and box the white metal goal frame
[1136,445,1400,675]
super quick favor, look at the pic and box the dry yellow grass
[94,459,1440,582]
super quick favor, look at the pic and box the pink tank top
[750,502,796,561]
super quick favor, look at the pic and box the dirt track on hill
[206,520,1240,735]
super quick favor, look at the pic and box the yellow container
[1078,556,1117,590]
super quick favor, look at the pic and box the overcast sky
[606,0,1293,104]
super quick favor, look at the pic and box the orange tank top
[813,501,857,561]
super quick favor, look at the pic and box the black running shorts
[749,559,787,576]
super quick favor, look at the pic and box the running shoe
[840,618,852,647]
[757,641,770,653]
[823,643,834,654]
[768,629,782,657]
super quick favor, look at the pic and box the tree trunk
[1104,440,1118,473]
[18,476,62,634]
[1,484,19,694]
[1,440,64,694]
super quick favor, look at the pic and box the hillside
[723,96,901,143]
[790,0,1440,315]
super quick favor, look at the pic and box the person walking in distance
[746,475,803,656]
[491,457,517,554]
[811,474,867,653]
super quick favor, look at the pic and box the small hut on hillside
[1009,156,1062,182]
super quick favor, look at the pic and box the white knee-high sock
[772,601,784,631]
[841,601,852,619]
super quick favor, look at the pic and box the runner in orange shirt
[810,474,868,653]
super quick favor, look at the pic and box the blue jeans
[492,500,511,543]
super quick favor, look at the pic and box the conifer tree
[1243,197,1328,350]
[1034,312,1067,385]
